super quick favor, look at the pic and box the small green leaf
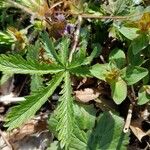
[109,48,126,69]
[110,78,127,104]
[131,34,149,55]
[88,112,129,150]
[90,64,109,81]
[118,26,139,40]
[121,66,148,85]
[5,72,64,131]
[138,85,150,105]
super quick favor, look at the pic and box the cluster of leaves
[0,0,150,149]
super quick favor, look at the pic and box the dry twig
[0,130,13,150]
[124,86,137,133]
[69,15,83,62]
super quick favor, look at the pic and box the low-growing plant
[0,0,150,150]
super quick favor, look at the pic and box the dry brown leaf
[75,88,100,103]
[8,119,47,142]
[130,125,147,141]
[130,108,150,142]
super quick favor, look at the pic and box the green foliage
[130,33,149,55]
[91,47,149,104]
[55,72,74,148]
[109,48,126,69]
[88,112,129,150]
[110,78,127,104]
[0,32,98,149]
[0,54,64,74]
[73,103,96,130]
[5,73,64,131]
[117,26,139,40]
[121,66,148,85]
[0,0,150,149]
[138,85,150,105]
[0,31,14,45]
[48,111,129,150]
[41,32,62,64]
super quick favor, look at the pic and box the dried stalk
[54,11,142,20]
[69,15,83,62]
[123,104,133,133]
[0,94,25,104]
[123,86,137,133]
[0,130,13,150]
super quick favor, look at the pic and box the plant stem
[69,15,83,62]
[54,11,142,20]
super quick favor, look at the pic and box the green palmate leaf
[90,63,109,81]
[0,54,64,74]
[88,112,129,150]
[131,34,149,55]
[5,72,64,131]
[138,85,150,105]
[109,48,126,69]
[121,66,148,85]
[55,71,75,149]
[69,66,91,77]
[110,78,127,104]
[58,37,70,66]
[118,26,139,40]
[41,32,61,64]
